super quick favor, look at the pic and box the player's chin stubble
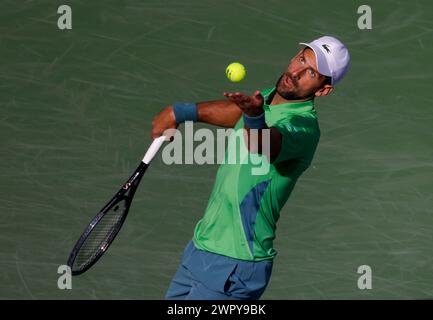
[275,74,300,100]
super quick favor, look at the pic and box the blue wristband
[172,103,198,124]
[243,112,266,129]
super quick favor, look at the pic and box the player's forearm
[197,100,242,128]
[151,100,241,139]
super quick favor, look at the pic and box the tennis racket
[67,136,166,276]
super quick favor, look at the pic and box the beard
[275,73,307,100]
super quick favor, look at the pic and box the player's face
[276,48,330,100]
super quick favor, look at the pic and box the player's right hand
[151,106,178,140]
[223,90,264,117]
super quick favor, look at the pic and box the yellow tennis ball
[226,62,246,82]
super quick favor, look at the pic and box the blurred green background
[0,0,432,299]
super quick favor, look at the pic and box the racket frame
[67,136,166,276]
[67,162,148,275]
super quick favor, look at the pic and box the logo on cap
[322,44,331,53]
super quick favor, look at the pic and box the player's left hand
[223,90,264,117]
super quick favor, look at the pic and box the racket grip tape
[142,135,166,164]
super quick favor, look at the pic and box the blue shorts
[165,240,273,300]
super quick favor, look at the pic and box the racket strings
[73,199,128,272]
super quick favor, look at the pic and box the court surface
[0,0,432,299]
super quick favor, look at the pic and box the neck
[270,91,313,106]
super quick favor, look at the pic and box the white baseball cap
[300,36,350,85]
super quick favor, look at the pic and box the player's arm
[197,100,242,127]
[151,100,241,139]
[223,91,283,161]
[244,126,282,161]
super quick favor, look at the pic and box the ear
[315,84,334,97]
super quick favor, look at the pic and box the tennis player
[152,36,350,300]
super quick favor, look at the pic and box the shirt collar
[262,87,315,114]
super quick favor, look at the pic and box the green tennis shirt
[192,87,321,261]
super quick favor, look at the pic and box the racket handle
[142,135,166,164]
